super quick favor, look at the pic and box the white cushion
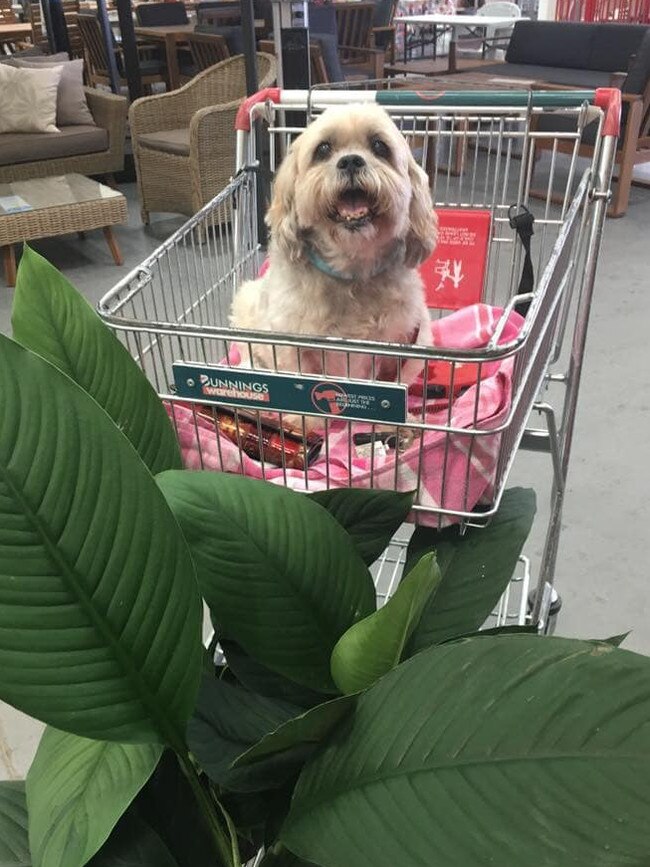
[15,58,95,127]
[0,64,64,134]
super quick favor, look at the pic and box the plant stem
[176,749,238,867]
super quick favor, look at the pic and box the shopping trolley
[98,86,619,632]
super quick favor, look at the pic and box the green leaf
[11,246,181,475]
[222,642,326,709]
[330,554,440,694]
[133,752,219,867]
[596,633,630,648]
[187,674,300,790]
[406,487,536,653]
[157,472,376,692]
[88,813,178,867]
[259,842,316,867]
[282,635,650,867]
[233,695,356,770]
[309,490,414,566]
[26,728,161,867]
[441,624,539,643]
[0,334,202,745]
[0,782,30,867]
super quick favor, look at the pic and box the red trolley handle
[235,87,282,131]
[594,87,622,138]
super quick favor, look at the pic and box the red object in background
[419,209,491,311]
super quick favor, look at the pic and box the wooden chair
[26,1,50,52]
[135,1,188,26]
[187,31,229,72]
[310,2,386,82]
[371,0,398,65]
[196,1,241,27]
[77,11,168,91]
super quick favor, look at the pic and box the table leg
[448,34,457,73]
[103,227,123,266]
[2,244,16,287]
[165,32,180,90]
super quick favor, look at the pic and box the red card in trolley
[420,209,491,310]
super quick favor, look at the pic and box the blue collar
[306,247,396,282]
[307,248,354,282]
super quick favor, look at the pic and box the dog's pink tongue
[338,193,369,218]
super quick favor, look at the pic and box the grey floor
[1,170,649,781]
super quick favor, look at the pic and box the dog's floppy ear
[404,154,437,268]
[266,142,302,262]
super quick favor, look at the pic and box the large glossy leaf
[222,642,326,709]
[133,752,219,867]
[259,842,315,867]
[282,635,650,867]
[0,334,202,744]
[26,728,162,867]
[11,247,181,475]
[331,554,440,694]
[187,674,299,790]
[233,696,356,769]
[309,490,414,566]
[406,487,536,652]
[0,782,30,867]
[88,813,178,867]
[157,472,376,691]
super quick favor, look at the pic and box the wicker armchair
[130,53,276,222]
[0,88,128,184]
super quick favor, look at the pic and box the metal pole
[239,0,259,95]
[96,0,121,94]
[115,0,142,102]
[43,0,70,54]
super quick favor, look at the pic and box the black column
[42,0,71,55]
[115,0,142,102]
[239,0,259,95]
[96,0,121,94]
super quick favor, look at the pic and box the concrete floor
[0,171,648,781]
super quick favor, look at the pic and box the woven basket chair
[130,52,276,222]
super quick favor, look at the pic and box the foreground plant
[0,249,648,867]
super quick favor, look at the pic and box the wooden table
[0,174,127,287]
[394,14,524,73]
[135,21,265,89]
[134,23,196,90]
[0,22,32,45]
[390,70,542,91]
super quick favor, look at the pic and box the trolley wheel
[528,585,563,635]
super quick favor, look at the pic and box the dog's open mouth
[331,189,376,229]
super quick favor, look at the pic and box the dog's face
[267,104,437,272]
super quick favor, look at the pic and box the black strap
[509,204,535,317]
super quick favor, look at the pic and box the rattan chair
[77,11,168,91]
[130,52,276,222]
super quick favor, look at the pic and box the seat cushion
[0,125,109,167]
[506,20,648,73]
[138,128,190,156]
[477,62,613,88]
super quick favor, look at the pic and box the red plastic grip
[594,87,622,138]
[235,87,282,131]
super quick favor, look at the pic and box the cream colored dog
[231,102,437,387]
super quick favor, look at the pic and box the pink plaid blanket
[166,304,524,526]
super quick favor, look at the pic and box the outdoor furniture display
[135,1,188,26]
[134,22,209,89]
[0,21,32,52]
[394,11,527,72]
[129,52,276,221]
[0,87,127,184]
[78,11,168,90]
[467,20,650,217]
[186,30,229,73]
[457,0,521,60]
[0,173,127,285]
[309,2,386,82]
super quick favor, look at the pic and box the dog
[230,103,437,427]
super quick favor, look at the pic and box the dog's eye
[314,141,332,161]
[371,138,391,160]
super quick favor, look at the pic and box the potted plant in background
[0,248,648,867]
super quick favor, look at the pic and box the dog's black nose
[337,154,366,174]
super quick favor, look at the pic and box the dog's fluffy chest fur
[232,256,426,345]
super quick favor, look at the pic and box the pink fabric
[166,304,524,526]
